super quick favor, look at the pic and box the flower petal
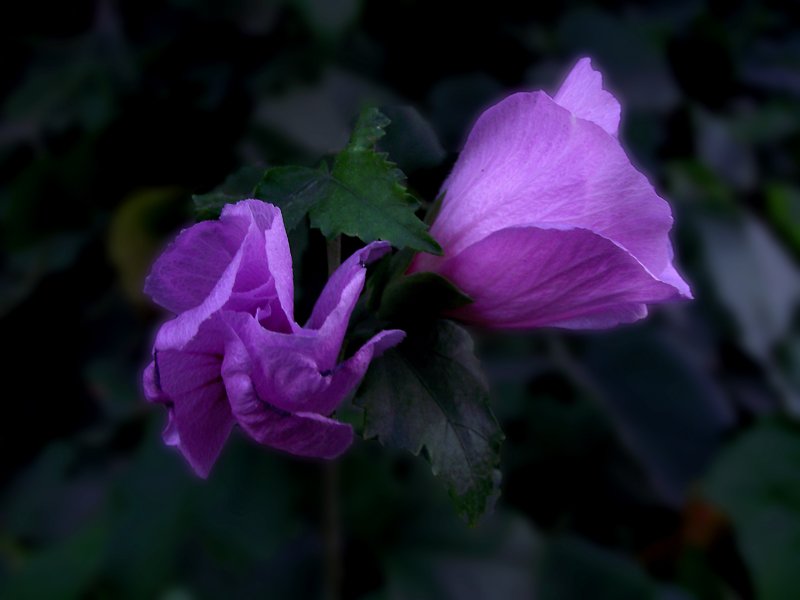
[147,200,295,349]
[436,224,690,329]
[144,219,244,314]
[309,328,405,414]
[143,361,168,403]
[154,324,235,477]
[553,57,621,137]
[222,353,352,458]
[416,91,677,284]
[222,200,295,327]
[153,275,241,351]
[304,241,392,369]
[223,311,404,416]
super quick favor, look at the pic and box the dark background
[2,0,800,598]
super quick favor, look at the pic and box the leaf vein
[396,352,480,486]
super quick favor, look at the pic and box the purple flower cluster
[143,58,690,475]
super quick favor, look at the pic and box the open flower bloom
[143,199,404,477]
[409,58,691,329]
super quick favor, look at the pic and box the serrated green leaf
[354,319,503,526]
[253,165,329,231]
[192,165,267,221]
[309,108,443,254]
[244,109,442,251]
[378,272,473,323]
[194,110,442,250]
[350,107,391,149]
[703,417,800,600]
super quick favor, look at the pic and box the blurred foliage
[3,0,800,598]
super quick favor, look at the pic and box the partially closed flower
[410,58,691,329]
[143,199,403,477]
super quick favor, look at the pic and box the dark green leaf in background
[376,106,447,174]
[538,535,657,600]
[766,182,800,257]
[696,212,800,362]
[703,417,800,600]
[192,165,268,221]
[582,328,734,506]
[355,319,503,526]
[0,231,89,318]
[382,512,539,600]
[102,427,190,600]
[254,165,330,231]
[377,271,473,323]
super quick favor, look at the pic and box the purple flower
[143,199,404,477]
[409,58,692,329]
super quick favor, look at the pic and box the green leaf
[363,247,420,313]
[310,108,442,254]
[250,108,443,252]
[253,165,329,231]
[192,165,267,221]
[377,272,473,323]
[191,109,443,248]
[354,319,503,526]
[703,417,800,600]
[349,106,391,149]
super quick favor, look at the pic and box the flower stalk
[324,233,343,600]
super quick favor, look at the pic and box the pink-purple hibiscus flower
[409,58,692,328]
[143,199,404,477]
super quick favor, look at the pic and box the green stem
[324,234,342,600]
[326,234,342,280]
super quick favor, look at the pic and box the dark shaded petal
[223,311,404,416]
[156,349,234,478]
[222,347,352,458]
[152,316,235,477]
[143,361,168,404]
